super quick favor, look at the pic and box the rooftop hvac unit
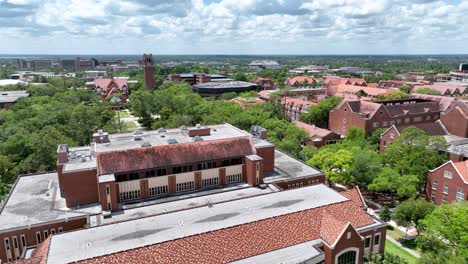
[193,136,203,142]
[141,141,152,147]
[167,138,178,144]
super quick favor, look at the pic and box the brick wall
[426,162,468,205]
[61,169,99,207]
[441,107,468,137]
[255,146,275,173]
[0,217,87,263]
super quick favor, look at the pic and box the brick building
[0,123,329,263]
[324,77,367,87]
[37,185,386,264]
[85,77,129,102]
[294,121,341,148]
[415,83,467,97]
[285,76,321,87]
[168,73,228,85]
[440,100,468,137]
[254,77,276,90]
[426,160,468,205]
[281,97,316,121]
[329,84,394,99]
[329,97,442,135]
[378,122,447,153]
[143,53,155,89]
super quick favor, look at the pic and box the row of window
[431,179,465,202]
[3,227,64,262]
[176,181,195,192]
[119,190,141,202]
[226,173,242,184]
[202,177,219,188]
[370,115,439,128]
[149,186,168,197]
[115,159,244,182]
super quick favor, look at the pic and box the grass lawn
[116,110,130,118]
[117,121,138,132]
[386,225,406,240]
[385,239,418,264]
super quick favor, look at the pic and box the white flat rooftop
[264,150,323,183]
[0,173,100,231]
[47,184,348,263]
[95,123,251,152]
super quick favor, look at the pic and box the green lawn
[385,239,418,264]
[123,121,138,132]
[386,225,406,240]
[116,110,130,118]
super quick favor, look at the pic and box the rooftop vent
[196,124,201,128]
[141,141,152,147]
[97,129,104,135]
[167,138,178,144]
[81,155,87,162]
[193,136,203,142]
[158,128,167,133]
[180,126,188,131]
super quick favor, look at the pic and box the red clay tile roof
[96,137,255,175]
[294,121,333,138]
[14,237,51,264]
[77,200,374,264]
[285,76,319,86]
[410,93,455,112]
[341,187,366,208]
[333,84,392,97]
[282,96,316,106]
[453,160,468,183]
[94,78,128,90]
[324,77,366,86]
[394,122,447,136]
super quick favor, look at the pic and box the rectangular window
[20,235,26,249]
[405,118,411,123]
[431,193,435,202]
[443,184,449,194]
[365,237,371,248]
[107,202,111,211]
[373,122,379,128]
[4,238,10,251]
[12,237,18,249]
[442,197,447,203]
[389,120,395,126]
[51,229,56,235]
[106,185,110,195]
[176,181,195,192]
[202,177,219,188]
[444,171,453,179]
[390,133,395,139]
[374,234,380,245]
[397,119,401,124]
[382,121,388,127]
[226,173,242,184]
[414,117,422,122]
[426,116,431,121]
[44,230,48,239]
[58,227,63,233]
[149,185,169,197]
[36,232,42,244]
[456,188,465,202]
[432,180,438,190]
[256,163,259,171]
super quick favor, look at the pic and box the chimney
[57,144,69,163]
[93,129,110,144]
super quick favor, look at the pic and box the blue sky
[1,0,468,54]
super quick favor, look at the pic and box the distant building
[143,53,155,89]
[294,121,341,148]
[324,77,367,87]
[168,73,229,85]
[75,57,96,71]
[285,76,321,87]
[329,84,393,99]
[60,59,76,69]
[83,71,108,82]
[444,63,468,83]
[192,81,258,96]
[289,65,329,74]
[377,80,424,89]
[86,77,129,102]
[415,83,468,97]
[426,160,468,205]
[0,90,29,109]
[281,97,316,121]
[440,100,468,137]
[248,60,281,70]
[254,77,276,90]
[329,97,443,135]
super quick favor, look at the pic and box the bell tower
[143,53,155,89]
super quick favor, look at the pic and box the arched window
[336,248,359,264]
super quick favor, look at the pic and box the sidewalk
[386,235,421,258]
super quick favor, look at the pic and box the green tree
[397,84,412,94]
[365,252,408,264]
[300,96,341,128]
[379,206,391,222]
[350,149,381,185]
[392,198,435,235]
[368,168,419,204]
[368,127,386,146]
[300,145,318,161]
[418,202,468,260]
[308,148,354,185]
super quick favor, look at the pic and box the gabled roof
[332,84,392,97]
[94,78,128,90]
[324,77,367,86]
[294,121,333,138]
[341,187,367,208]
[381,122,447,138]
[410,93,455,112]
[430,160,468,184]
[96,136,255,175]
[285,76,319,86]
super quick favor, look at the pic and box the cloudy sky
[1,0,468,54]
